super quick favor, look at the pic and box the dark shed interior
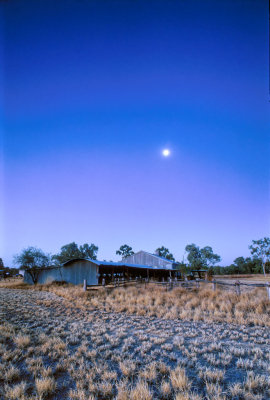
[98,263,181,284]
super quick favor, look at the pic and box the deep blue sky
[1,0,269,266]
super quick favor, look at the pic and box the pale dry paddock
[214,274,270,282]
[0,284,270,400]
[4,279,270,326]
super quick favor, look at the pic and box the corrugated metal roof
[63,258,172,271]
[120,250,175,264]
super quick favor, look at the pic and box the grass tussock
[35,377,56,398]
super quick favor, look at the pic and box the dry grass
[0,278,26,288]
[35,283,270,327]
[0,284,269,399]
[35,377,56,398]
[14,334,31,348]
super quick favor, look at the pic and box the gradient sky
[1,0,270,266]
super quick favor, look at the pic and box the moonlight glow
[162,149,170,157]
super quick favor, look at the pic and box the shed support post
[102,278,105,287]
[212,279,216,291]
[267,282,270,300]
[83,279,87,292]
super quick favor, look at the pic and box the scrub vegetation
[0,284,270,399]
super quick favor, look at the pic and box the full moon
[162,149,170,157]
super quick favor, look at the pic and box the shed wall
[24,260,98,285]
[61,260,98,285]
[24,268,62,285]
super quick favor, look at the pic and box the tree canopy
[185,244,221,268]
[155,246,175,261]
[116,245,134,259]
[52,242,98,264]
[200,246,221,268]
[13,247,51,284]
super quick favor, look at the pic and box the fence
[211,279,270,299]
[83,277,270,300]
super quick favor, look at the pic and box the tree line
[1,237,269,283]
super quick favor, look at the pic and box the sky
[1,0,269,266]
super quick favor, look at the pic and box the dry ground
[214,275,270,283]
[0,284,270,400]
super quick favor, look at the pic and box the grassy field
[0,281,269,399]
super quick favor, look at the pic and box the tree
[200,246,221,267]
[116,245,134,259]
[249,237,270,276]
[0,258,4,268]
[185,244,202,268]
[233,257,246,274]
[155,246,175,261]
[52,242,98,264]
[185,244,221,268]
[79,243,98,260]
[14,247,50,284]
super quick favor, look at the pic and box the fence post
[83,279,87,292]
[196,278,200,289]
[267,282,270,300]
[212,279,216,291]
[235,280,241,296]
